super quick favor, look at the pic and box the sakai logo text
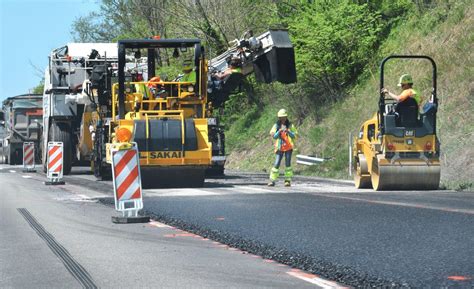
[141,151,182,159]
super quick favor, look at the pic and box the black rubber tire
[205,166,225,177]
[94,164,112,181]
[9,148,16,165]
[49,121,72,175]
[141,168,205,189]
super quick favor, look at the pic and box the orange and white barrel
[47,142,64,181]
[23,142,35,171]
[111,143,143,216]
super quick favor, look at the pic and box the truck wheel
[9,149,16,165]
[94,163,112,181]
[49,121,72,175]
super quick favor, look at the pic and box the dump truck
[42,43,119,174]
[352,55,440,190]
[1,94,43,165]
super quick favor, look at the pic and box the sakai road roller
[352,55,440,190]
[95,39,212,187]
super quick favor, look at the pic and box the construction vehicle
[352,55,440,190]
[1,94,43,165]
[92,30,296,186]
[41,30,295,186]
[93,38,211,187]
[207,29,296,174]
[42,43,119,174]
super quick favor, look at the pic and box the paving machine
[94,38,212,187]
[1,94,43,165]
[352,55,440,190]
[42,43,119,174]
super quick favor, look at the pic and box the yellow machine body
[104,44,212,187]
[353,113,440,191]
[352,55,441,191]
[106,78,212,185]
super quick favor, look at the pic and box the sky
[0,0,98,102]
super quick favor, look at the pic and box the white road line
[9,170,16,173]
[22,175,32,179]
[233,185,275,193]
[145,188,221,197]
[287,271,346,288]
[148,221,172,228]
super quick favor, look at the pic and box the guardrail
[296,154,330,166]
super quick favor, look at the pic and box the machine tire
[49,121,72,175]
[206,166,225,177]
[9,148,17,165]
[94,163,112,181]
[354,154,371,189]
[370,157,384,191]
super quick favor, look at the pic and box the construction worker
[268,109,298,187]
[180,62,196,83]
[382,74,421,108]
[214,57,242,81]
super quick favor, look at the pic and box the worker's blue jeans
[273,150,292,168]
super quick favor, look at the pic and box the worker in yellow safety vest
[214,57,242,81]
[268,109,298,187]
[180,62,196,83]
[382,74,422,108]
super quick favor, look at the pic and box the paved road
[65,169,474,287]
[0,165,328,289]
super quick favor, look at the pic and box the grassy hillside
[225,0,473,190]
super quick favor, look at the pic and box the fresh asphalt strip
[93,197,404,288]
[65,174,473,288]
[63,176,399,287]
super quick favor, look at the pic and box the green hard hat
[398,74,413,87]
[182,61,192,71]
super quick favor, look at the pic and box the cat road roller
[96,39,212,187]
[352,55,440,190]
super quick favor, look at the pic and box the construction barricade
[22,142,36,172]
[110,143,149,224]
[45,142,65,185]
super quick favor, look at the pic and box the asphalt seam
[17,208,98,289]
[309,193,474,215]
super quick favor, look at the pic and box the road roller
[352,55,440,190]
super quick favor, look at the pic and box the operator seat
[396,97,418,127]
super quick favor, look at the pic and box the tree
[32,79,44,94]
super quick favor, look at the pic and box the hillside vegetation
[70,0,473,189]
[224,0,473,190]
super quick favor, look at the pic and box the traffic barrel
[45,142,65,185]
[110,143,149,224]
[22,142,36,172]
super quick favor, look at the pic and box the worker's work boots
[284,181,291,187]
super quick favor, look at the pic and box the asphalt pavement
[3,165,473,288]
[0,165,329,289]
[73,170,474,288]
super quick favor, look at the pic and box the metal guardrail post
[348,132,352,176]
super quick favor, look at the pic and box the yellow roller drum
[370,157,440,191]
[354,154,372,189]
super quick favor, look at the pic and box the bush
[288,2,384,101]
